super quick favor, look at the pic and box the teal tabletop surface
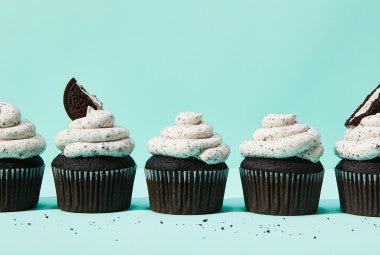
[1,168,378,255]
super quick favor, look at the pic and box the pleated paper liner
[240,168,324,215]
[52,166,136,213]
[336,169,380,217]
[145,168,229,215]
[0,166,45,212]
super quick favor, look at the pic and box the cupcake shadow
[222,197,246,212]
[33,196,342,215]
[35,196,58,210]
[34,196,151,211]
[317,199,342,214]
[222,197,342,215]
[129,197,151,211]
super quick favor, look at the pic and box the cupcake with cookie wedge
[0,102,46,212]
[239,114,324,215]
[52,78,136,213]
[335,84,380,216]
[145,112,230,215]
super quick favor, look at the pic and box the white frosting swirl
[0,102,46,159]
[147,112,230,164]
[55,107,134,158]
[335,113,380,160]
[239,114,323,163]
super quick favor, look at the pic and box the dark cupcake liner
[144,168,229,215]
[52,166,136,213]
[240,168,324,215]
[0,166,45,212]
[336,169,380,216]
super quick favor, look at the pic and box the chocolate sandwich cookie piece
[63,78,103,120]
[345,84,380,127]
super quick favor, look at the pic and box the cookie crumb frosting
[335,113,380,160]
[240,114,323,163]
[0,102,46,159]
[55,107,134,158]
[147,112,230,164]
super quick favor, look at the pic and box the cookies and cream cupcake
[51,78,136,213]
[0,102,46,212]
[239,114,324,215]
[145,112,230,215]
[335,84,380,216]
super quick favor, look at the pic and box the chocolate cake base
[240,157,324,216]
[335,159,380,216]
[145,156,229,215]
[51,154,136,213]
[0,156,45,212]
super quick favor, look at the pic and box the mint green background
[1,0,380,169]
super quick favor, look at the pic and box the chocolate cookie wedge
[63,78,103,120]
[345,84,380,127]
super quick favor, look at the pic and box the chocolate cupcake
[145,112,230,215]
[239,114,324,215]
[335,85,380,216]
[0,102,46,212]
[51,78,136,213]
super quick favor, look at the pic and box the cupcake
[335,84,380,216]
[51,78,136,213]
[0,102,46,211]
[239,114,324,215]
[145,112,230,215]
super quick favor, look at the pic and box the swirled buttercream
[147,112,230,164]
[55,107,134,158]
[335,113,380,160]
[0,102,46,159]
[239,114,323,163]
